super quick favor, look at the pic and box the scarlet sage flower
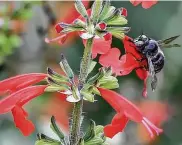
[47,1,90,46]
[98,87,163,138]
[46,1,130,59]
[130,0,158,9]
[120,36,149,97]
[0,73,47,95]
[0,73,47,136]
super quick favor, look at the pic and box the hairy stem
[70,38,93,145]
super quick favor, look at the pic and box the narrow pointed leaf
[60,54,74,80]
[50,116,65,140]
[84,120,96,142]
[75,0,88,19]
[90,0,103,24]
[88,61,97,75]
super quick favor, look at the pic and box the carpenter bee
[133,35,180,91]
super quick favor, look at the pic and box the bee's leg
[126,52,145,62]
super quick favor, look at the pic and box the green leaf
[88,61,97,75]
[99,5,115,21]
[79,138,85,145]
[75,0,88,19]
[90,0,103,24]
[35,140,61,145]
[59,53,74,81]
[36,133,61,145]
[81,91,95,102]
[99,76,119,89]
[95,125,104,135]
[50,116,65,140]
[85,137,103,145]
[84,120,96,142]
[104,9,127,25]
[45,85,68,92]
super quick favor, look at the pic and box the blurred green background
[0,1,182,145]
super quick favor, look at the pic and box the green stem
[70,38,93,145]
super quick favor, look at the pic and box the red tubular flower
[130,0,158,9]
[120,36,149,97]
[0,73,47,136]
[0,73,47,95]
[0,85,47,136]
[98,87,163,138]
[99,48,122,75]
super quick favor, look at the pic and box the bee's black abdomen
[152,53,165,73]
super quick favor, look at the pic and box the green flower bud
[75,0,88,19]
[60,54,74,81]
[35,140,61,145]
[81,91,95,102]
[104,9,127,25]
[90,0,103,24]
[45,85,68,92]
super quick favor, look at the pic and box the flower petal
[130,0,142,6]
[136,69,149,97]
[123,36,142,59]
[82,37,112,59]
[12,105,35,136]
[142,1,158,9]
[98,87,143,122]
[104,113,129,138]
[0,85,47,114]
[0,73,47,95]
[99,48,122,75]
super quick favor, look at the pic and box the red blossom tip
[103,33,112,41]
[120,7,127,17]
[12,105,35,136]
[0,85,47,114]
[45,34,67,44]
[0,73,47,95]
[55,23,64,33]
[98,22,107,30]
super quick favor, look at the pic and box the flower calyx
[78,0,130,40]
[87,67,119,91]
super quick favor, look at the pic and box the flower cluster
[0,0,168,144]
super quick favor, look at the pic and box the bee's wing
[157,35,181,48]
[147,56,157,91]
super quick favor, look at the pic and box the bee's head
[134,35,149,48]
